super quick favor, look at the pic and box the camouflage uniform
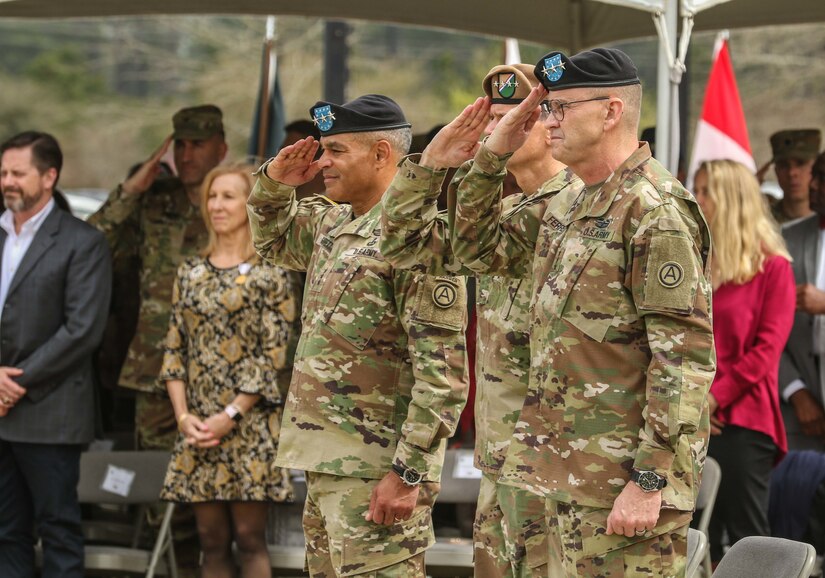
[247,164,469,577]
[89,177,208,450]
[452,142,715,577]
[381,156,579,576]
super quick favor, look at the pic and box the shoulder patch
[641,232,698,314]
[657,261,684,288]
[412,275,466,331]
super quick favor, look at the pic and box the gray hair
[352,127,413,157]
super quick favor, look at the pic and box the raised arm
[248,137,339,271]
[380,98,489,275]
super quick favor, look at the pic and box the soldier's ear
[373,140,392,167]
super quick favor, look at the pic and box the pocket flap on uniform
[579,507,690,559]
[339,507,434,576]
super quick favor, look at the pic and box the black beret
[534,48,640,91]
[309,94,410,137]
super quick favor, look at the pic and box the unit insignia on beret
[542,54,565,83]
[312,105,336,132]
[494,73,519,98]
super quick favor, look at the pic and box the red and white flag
[687,32,755,188]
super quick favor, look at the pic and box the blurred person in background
[693,159,795,562]
[780,150,825,451]
[758,129,820,225]
[160,163,299,578]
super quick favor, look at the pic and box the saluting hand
[420,97,490,170]
[266,137,322,187]
[485,84,546,157]
[121,135,173,196]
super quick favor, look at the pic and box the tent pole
[655,0,677,171]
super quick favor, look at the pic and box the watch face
[403,469,423,486]
[637,471,660,492]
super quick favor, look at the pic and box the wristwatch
[391,463,423,487]
[223,404,244,423]
[631,469,668,492]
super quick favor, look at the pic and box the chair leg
[702,551,712,578]
[146,503,176,578]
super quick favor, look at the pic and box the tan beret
[770,129,821,162]
[482,64,538,104]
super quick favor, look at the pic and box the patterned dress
[160,256,299,502]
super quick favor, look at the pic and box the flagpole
[256,16,276,161]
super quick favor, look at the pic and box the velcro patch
[413,275,465,331]
[641,232,698,313]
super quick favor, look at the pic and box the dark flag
[248,16,286,164]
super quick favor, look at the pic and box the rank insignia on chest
[658,261,684,288]
[319,236,334,252]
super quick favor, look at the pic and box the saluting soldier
[380,65,579,577]
[89,105,227,450]
[247,94,469,577]
[451,48,715,577]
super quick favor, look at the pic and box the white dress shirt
[0,198,55,322]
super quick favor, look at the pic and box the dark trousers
[0,439,83,578]
[707,425,776,561]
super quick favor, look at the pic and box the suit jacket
[779,214,825,451]
[0,206,111,444]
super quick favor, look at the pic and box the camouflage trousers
[135,391,199,576]
[303,472,438,577]
[474,472,548,577]
[545,498,691,578]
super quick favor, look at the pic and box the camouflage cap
[172,104,224,140]
[770,129,821,162]
[482,64,538,104]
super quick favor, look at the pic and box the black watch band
[391,463,423,486]
[631,469,668,492]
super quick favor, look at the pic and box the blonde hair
[697,159,791,285]
[199,162,258,260]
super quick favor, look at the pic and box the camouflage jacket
[381,155,578,474]
[453,143,715,511]
[88,178,208,393]
[247,165,469,482]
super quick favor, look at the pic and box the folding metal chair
[712,536,816,578]
[76,450,177,578]
[696,456,721,577]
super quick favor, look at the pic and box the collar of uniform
[570,142,652,221]
[333,201,381,238]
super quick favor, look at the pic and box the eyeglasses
[540,96,610,122]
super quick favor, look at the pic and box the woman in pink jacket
[693,159,796,563]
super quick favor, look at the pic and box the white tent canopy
[0,0,822,49]
[1,0,823,170]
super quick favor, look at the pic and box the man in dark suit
[780,150,825,451]
[0,131,111,578]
